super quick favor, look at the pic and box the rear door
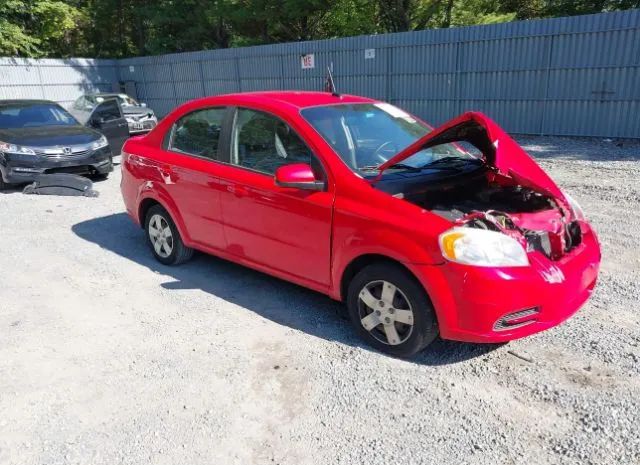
[160,106,230,250]
[89,99,129,156]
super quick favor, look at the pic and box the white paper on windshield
[374,103,416,123]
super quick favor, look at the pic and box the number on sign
[301,54,315,69]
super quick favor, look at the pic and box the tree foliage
[0,0,82,56]
[0,0,637,58]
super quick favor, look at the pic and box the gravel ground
[0,136,638,465]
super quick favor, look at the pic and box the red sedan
[120,91,601,357]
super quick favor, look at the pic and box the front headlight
[0,141,36,156]
[562,191,585,221]
[439,227,529,267]
[90,136,109,151]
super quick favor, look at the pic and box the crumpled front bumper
[0,146,112,184]
[411,224,601,343]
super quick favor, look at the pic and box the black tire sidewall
[347,263,438,358]
[144,205,183,265]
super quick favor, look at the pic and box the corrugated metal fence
[1,10,639,137]
[0,58,118,107]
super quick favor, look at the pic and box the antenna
[324,63,339,97]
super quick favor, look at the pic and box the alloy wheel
[148,214,174,258]
[357,280,415,346]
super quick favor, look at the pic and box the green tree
[375,0,446,32]
[323,0,382,37]
[0,0,82,56]
[450,0,517,26]
[1,0,639,58]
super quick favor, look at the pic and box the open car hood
[376,112,564,199]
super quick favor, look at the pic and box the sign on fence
[301,54,315,69]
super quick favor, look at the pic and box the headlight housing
[562,191,585,221]
[90,135,109,151]
[0,141,36,156]
[439,227,529,267]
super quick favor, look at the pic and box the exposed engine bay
[388,169,582,260]
[371,113,584,261]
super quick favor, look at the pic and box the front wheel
[347,262,438,358]
[144,205,194,265]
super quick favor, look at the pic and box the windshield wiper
[360,162,423,172]
[361,157,480,174]
[418,156,480,169]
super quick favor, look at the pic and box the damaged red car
[120,92,601,357]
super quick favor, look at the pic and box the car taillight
[121,151,129,172]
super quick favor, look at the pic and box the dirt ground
[0,136,638,465]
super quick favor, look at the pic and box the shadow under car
[71,212,501,364]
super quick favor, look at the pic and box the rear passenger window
[231,108,313,175]
[171,108,225,160]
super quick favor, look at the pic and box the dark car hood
[0,125,101,147]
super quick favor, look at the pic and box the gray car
[72,93,158,135]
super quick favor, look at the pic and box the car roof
[200,91,377,110]
[85,93,122,98]
[0,99,57,106]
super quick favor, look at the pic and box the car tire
[347,262,438,358]
[144,205,194,266]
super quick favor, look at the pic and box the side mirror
[275,163,325,191]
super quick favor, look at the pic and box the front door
[90,99,129,155]
[218,108,333,287]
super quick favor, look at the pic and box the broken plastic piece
[23,173,99,197]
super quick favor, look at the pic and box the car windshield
[0,103,78,129]
[82,94,137,108]
[301,103,475,173]
[116,94,138,107]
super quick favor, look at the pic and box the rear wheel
[144,205,193,265]
[347,262,438,358]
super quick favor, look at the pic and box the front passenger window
[93,99,122,122]
[171,108,225,160]
[232,108,313,175]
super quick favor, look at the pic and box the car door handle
[118,122,128,128]
[226,185,248,197]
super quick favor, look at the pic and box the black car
[72,93,158,134]
[0,100,127,190]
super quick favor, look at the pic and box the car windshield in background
[301,103,475,174]
[115,95,138,107]
[0,103,78,129]
[74,94,137,111]
[92,95,137,107]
